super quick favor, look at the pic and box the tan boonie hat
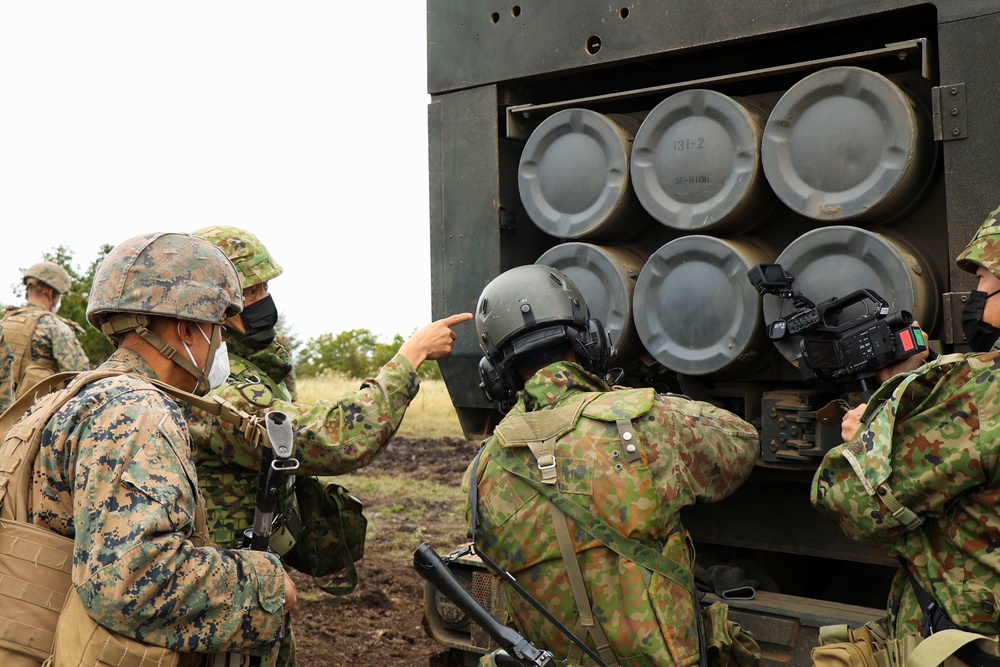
[956,203,1000,278]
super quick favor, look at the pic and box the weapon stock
[413,543,555,667]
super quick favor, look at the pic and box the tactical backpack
[1,306,82,399]
[0,371,117,666]
[472,390,760,667]
[0,370,271,666]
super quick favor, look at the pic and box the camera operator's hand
[841,403,867,443]
[874,321,930,384]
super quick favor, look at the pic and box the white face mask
[180,323,231,391]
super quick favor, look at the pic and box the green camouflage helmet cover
[87,232,243,329]
[956,203,1000,277]
[193,225,283,289]
[24,261,72,294]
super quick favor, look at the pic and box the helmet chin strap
[100,313,218,395]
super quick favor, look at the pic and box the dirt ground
[290,436,482,666]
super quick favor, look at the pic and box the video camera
[747,263,927,397]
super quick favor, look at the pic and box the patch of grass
[324,473,468,558]
[297,373,464,440]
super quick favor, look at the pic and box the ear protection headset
[478,316,613,408]
[475,265,615,410]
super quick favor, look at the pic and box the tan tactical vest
[2,306,60,399]
[0,371,209,667]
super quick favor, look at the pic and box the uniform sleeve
[71,394,285,653]
[39,315,91,371]
[193,352,420,476]
[644,395,758,507]
[811,358,1000,547]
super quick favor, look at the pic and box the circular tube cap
[536,242,647,360]
[632,89,771,232]
[762,66,929,223]
[634,235,774,376]
[519,109,646,240]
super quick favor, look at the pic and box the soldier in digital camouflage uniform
[187,225,473,666]
[464,265,760,666]
[6,232,295,660]
[0,326,13,413]
[812,203,1000,661]
[1,260,90,397]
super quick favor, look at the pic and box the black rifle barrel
[413,542,555,667]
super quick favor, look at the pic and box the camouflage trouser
[265,615,295,667]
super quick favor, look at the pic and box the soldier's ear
[174,319,203,350]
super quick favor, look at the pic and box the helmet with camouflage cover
[193,226,283,289]
[956,203,1000,277]
[475,264,613,406]
[87,232,243,330]
[23,261,72,295]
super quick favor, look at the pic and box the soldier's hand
[283,571,298,613]
[875,321,930,383]
[399,313,474,368]
[841,403,867,443]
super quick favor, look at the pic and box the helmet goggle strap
[101,312,221,394]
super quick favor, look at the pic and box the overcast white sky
[0,3,432,343]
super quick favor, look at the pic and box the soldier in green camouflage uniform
[13,232,294,658]
[0,326,13,412]
[1,261,90,397]
[465,265,760,666]
[812,204,1000,653]
[187,225,473,666]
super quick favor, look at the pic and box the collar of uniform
[516,360,610,412]
[98,347,159,380]
[224,330,292,385]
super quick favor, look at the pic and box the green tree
[297,329,380,378]
[295,329,442,380]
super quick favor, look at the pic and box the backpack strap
[0,370,119,521]
[548,501,620,667]
[145,378,268,450]
[499,397,619,664]
[0,371,81,437]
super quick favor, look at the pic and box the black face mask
[240,294,279,351]
[961,288,1000,352]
